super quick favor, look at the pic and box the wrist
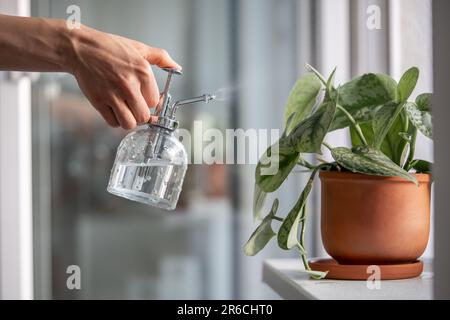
[53,19,85,74]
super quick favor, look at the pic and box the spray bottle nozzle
[173,94,216,107]
[155,68,216,130]
[166,94,216,119]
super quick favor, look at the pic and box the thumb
[146,47,182,71]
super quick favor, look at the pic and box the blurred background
[30,0,303,299]
[0,0,433,299]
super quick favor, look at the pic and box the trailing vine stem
[405,128,418,171]
[296,162,332,273]
[299,205,310,271]
[336,104,368,146]
[272,216,284,222]
[298,157,315,170]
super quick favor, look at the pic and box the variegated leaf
[351,116,410,166]
[253,184,267,221]
[397,67,419,103]
[372,101,405,148]
[284,74,322,135]
[405,102,433,138]
[287,100,336,154]
[305,269,328,280]
[244,199,279,256]
[331,73,397,130]
[415,93,432,112]
[277,168,319,250]
[331,146,417,185]
[255,139,299,193]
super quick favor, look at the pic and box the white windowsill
[262,259,433,300]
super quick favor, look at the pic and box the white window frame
[0,0,33,300]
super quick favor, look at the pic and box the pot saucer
[308,258,423,280]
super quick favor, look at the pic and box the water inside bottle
[107,160,186,210]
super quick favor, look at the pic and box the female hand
[68,25,181,129]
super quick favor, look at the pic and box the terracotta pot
[319,171,431,265]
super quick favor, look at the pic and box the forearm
[0,13,181,130]
[0,14,73,72]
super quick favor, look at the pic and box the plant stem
[296,163,330,272]
[299,205,311,271]
[298,157,315,169]
[305,63,327,86]
[403,111,409,133]
[272,216,284,222]
[405,128,418,171]
[322,141,333,151]
[336,104,368,146]
[316,157,329,164]
[297,169,315,173]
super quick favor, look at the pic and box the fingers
[98,106,120,128]
[109,73,157,130]
[125,91,151,125]
[145,47,182,70]
[75,79,121,128]
[140,66,160,109]
[109,94,137,130]
[75,42,176,129]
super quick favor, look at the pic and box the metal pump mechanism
[155,68,216,131]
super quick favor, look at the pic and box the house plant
[244,64,433,279]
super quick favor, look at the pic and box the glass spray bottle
[107,68,215,210]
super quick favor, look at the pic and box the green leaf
[415,93,432,112]
[350,118,409,166]
[350,122,374,146]
[331,146,418,185]
[244,199,279,256]
[305,63,327,86]
[282,113,296,139]
[253,184,267,221]
[331,73,397,130]
[405,102,433,138]
[299,269,328,280]
[384,114,411,166]
[277,168,319,250]
[397,67,419,103]
[255,139,300,193]
[372,101,405,148]
[287,100,336,153]
[327,68,337,90]
[324,67,337,101]
[284,74,322,135]
[408,159,432,174]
